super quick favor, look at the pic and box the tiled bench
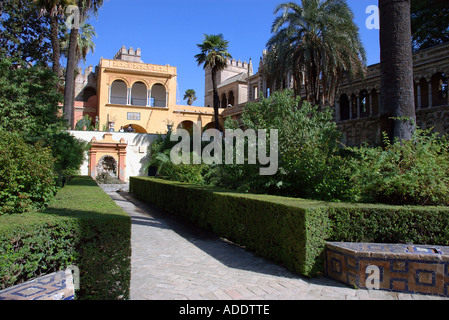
[325,242,449,297]
[0,270,75,300]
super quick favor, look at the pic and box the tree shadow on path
[109,191,348,289]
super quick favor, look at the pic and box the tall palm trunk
[211,68,220,130]
[50,15,62,78]
[379,0,416,142]
[49,15,61,78]
[63,27,79,128]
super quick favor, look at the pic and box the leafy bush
[349,129,449,206]
[218,90,355,202]
[0,130,57,215]
[39,129,88,186]
[146,133,212,185]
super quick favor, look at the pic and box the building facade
[72,46,223,182]
[74,46,220,134]
[216,43,449,146]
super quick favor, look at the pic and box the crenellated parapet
[114,45,142,63]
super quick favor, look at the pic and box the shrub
[146,133,213,185]
[130,177,331,277]
[219,90,355,202]
[349,129,449,206]
[0,130,57,215]
[130,177,449,278]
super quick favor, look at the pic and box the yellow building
[75,46,220,134]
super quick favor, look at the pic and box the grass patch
[0,176,131,300]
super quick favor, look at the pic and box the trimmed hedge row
[130,177,449,277]
[0,176,131,300]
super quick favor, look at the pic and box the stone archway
[97,155,118,177]
[88,133,127,181]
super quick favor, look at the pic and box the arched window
[220,93,227,108]
[340,94,350,121]
[431,73,448,107]
[228,91,235,107]
[83,87,96,102]
[131,82,147,106]
[110,80,127,105]
[359,90,369,118]
[151,84,166,107]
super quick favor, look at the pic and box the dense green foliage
[0,0,53,66]
[349,129,449,206]
[0,58,61,134]
[0,131,57,215]
[0,176,131,299]
[0,57,87,214]
[411,0,449,51]
[149,90,449,207]
[219,90,354,201]
[265,0,366,105]
[147,132,212,185]
[130,177,449,277]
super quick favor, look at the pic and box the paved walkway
[107,190,448,301]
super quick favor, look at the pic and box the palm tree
[63,0,102,129]
[195,34,232,130]
[183,89,197,106]
[379,0,416,142]
[33,0,71,78]
[60,20,96,65]
[266,0,366,107]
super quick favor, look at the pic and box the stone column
[118,139,127,182]
[349,96,353,119]
[356,95,360,118]
[146,89,151,106]
[127,88,132,105]
[428,80,433,107]
[369,93,373,117]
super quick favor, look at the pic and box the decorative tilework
[0,271,75,300]
[325,242,449,297]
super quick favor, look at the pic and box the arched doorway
[177,120,194,133]
[97,155,118,178]
[89,133,127,182]
[123,124,147,133]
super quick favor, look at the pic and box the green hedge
[0,176,131,300]
[130,177,449,277]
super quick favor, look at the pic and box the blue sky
[82,0,380,106]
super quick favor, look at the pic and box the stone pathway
[107,190,449,301]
